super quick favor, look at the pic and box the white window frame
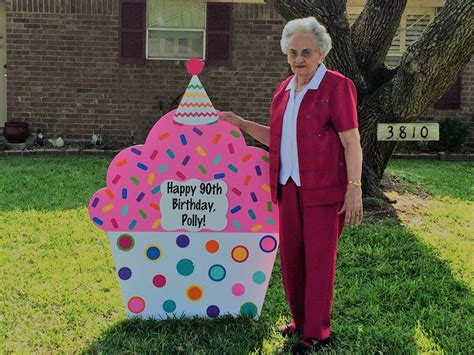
[146,6,207,61]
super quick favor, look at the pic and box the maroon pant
[278,179,345,340]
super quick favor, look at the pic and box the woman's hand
[219,111,245,129]
[337,185,363,227]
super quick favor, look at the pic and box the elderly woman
[221,17,363,353]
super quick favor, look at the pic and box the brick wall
[5,0,287,145]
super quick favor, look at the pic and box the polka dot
[240,302,258,318]
[128,296,145,314]
[206,305,220,318]
[231,283,245,296]
[145,245,162,261]
[163,299,176,313]
[205,240,219,253]
[152,274,167,288]
[252,271,266,284]
[259,235,277,253]
[208,264,226,282]
[176,234,190,248]
[186,58,204,75]
[231,245,249,263]
[177,259,194,276]
[117,234,134,251]
[186,284,204,301]
[118,267,132,280]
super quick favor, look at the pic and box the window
[146,0,207,60]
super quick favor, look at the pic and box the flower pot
[3,122,29,143]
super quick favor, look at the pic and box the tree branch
[270,0,369,93]
[351,0,407,77]
[392,0,474,120]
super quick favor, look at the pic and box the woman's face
[287,32,325,77]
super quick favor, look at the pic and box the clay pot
[3,122,30,143]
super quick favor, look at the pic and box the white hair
[280,17,332,55]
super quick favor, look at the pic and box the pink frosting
[88,110,278,233]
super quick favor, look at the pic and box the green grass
[0,157,473,353]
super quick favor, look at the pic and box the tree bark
[269,0,474,201]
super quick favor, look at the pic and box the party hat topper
[174,58,219,125]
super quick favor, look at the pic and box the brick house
[0,0,472,147]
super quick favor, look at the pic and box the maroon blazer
[269,70,359,206]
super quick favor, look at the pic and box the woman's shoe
[290,337,331,354]
[276,320,299,337]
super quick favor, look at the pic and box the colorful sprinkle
[128,296,145,314]
[151,185,161,194]
[152,274,166,288]
[130,176,139,185]
[122,188,128,199]
[139,209,147,219]
[192,127,203,136]
[137,163,148,171]
[93,217,103,225]
[228,144,235,154]
[244,175,251,186]
[212,134,221,144]
[248,209,256,220]
[91,197,99,208]
[196,146,206,157]
[250,192,258,202]
[111,218,118,229]
[121,205,129,217]
[159,132,170,140]
[176,171,186,180]
[131,148,142,156]
[116,159,127,167]
[232,220,242,230]
[232,188,242,196]
[166,149,175,159]
[180,134,187,145]
[148,173,155,185]
[157,165,169,173]
[255,165,262,176]
[198,165,208,174]
[112,175,121,184]
[242,154,252,162]
[231,245,249,263]
[267,201,273,212]
[149,202,160,211]
[265,217,276,225]
[103,204,113,213]
[150,150,158,160]
[231,206,241,214]
[262,184,271,192]
[228,164,238,173]
[136,192,145,202]
[128,220,137,230]
[261,155,270,163]
[214,173,225,179]
[251,224,263,232]
[213,155,222,165]
[230,130,240,138]
[182,155,191,166]
[105,189,114,199]
[152,219,161,229]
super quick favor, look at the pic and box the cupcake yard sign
[88,59,279,319]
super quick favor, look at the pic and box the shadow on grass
[84,218,472,353]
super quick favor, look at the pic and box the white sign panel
[377,123,439,141]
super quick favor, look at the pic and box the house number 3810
[377,123,439,141]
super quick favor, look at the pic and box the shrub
[429,118,469,153]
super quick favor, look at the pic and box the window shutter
[119,0,146,65]
[434,76,461,109]
[206,3,233,66]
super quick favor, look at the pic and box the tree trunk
[270,0,474,201]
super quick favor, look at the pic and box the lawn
[0,157,472,353]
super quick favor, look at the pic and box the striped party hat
[174,58,219,125]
